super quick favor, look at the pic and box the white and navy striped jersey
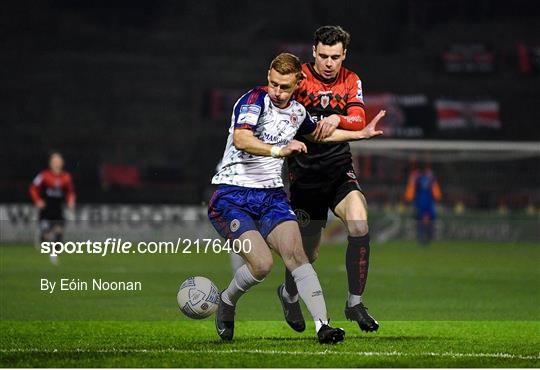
[212,87,316,188]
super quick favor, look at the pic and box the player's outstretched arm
[308,110,385,144]
[233,129,307,158]
[29,175,45,209]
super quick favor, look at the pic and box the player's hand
[65,206,75,221]
[36,200,45,209]
[280,140,307,157]
[361,110,385,139]
[314,115,339,140]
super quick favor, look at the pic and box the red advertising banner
[435,99,501,130]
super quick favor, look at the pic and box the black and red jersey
[29,169,75,219]
[289,63,367,187]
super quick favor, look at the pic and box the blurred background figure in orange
[405,162,442,245]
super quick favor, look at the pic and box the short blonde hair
[269,53,302,81]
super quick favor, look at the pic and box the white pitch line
[0,348,539,361]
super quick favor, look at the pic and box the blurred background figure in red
[29,151,76,264]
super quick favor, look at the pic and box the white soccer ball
[177,276,219,319]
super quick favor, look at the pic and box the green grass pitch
[1,240,539,367]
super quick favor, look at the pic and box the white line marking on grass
[1,348,539,361]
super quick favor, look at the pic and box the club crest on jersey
[318,90,333,109]
[230,219,241,233]
[346,170,357,180]
[291,112,299,127]
[320,95,330,108]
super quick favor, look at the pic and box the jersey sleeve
[297,111,317,136]
[233,88,266,131]
[29,172,44,204]
[337,72,367,131]
[431,179,442,201]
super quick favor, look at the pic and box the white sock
[315,319,329,332]
[347,292,363,307]
[221,264,261,306]
[291,263,328,333]
[282,286,299,303]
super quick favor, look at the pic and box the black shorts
[39,206,64,222]
[289,165,362,235]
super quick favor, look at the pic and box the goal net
[321,139,540,243]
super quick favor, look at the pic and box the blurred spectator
[405,164,442,245]
[29,152,76,264]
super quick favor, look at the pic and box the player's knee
[250,257,273,279]
[347,220,369,237]
[280,245,308,270]
[42,231,55,243]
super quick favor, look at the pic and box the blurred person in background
[29,151,76,264]
[404,163,442,245]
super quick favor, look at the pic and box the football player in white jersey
[208,52,384,343]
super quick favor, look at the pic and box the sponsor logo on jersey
[240,104,260,115]
[46,187,64,198]
[294,209,310,227]
[259,131,288,146]
[237,104,261,126]
[230,219,240,233]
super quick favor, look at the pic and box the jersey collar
[307,62,338,84]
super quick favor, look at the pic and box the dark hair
[314,25,351,49]
[269,52,303,81]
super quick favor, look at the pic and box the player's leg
[279,187,327,332]
[221,230,272,306]
[52,221,64,243]
[45,207,64,265]
[216,230,271,341]
[283,231,321,300]
[426,206,436,244]
[208,186,272,340]
[266,221,344,343]
[39,217,59,265]
[417,208,429,245]
[334,190,369,302]
[417,219,424,244]
[333,182,379,332]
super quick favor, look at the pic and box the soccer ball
[177,276,219,319]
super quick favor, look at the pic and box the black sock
[346,234,370,296]
[284,268,298,296]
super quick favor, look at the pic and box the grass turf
[1,241,539,367]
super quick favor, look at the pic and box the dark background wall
[2,0,539,205]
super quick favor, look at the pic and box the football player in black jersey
[277,26,380,333]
